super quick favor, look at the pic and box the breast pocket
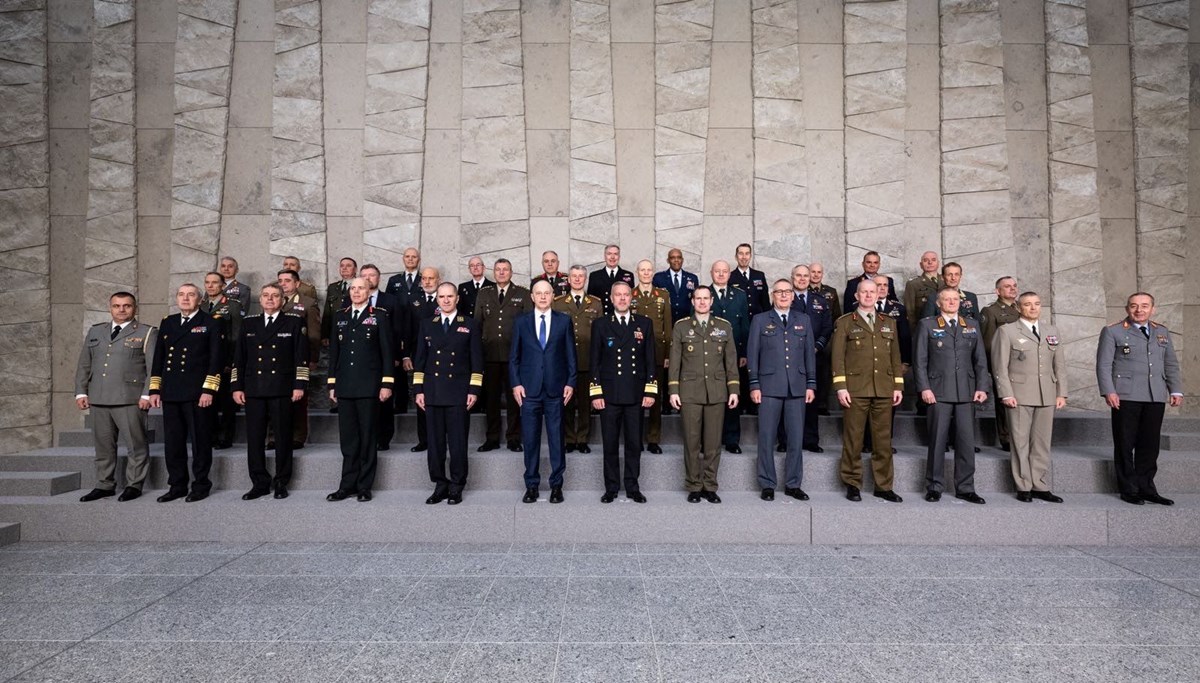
[1113,372,1133,393]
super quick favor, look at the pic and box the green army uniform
[903,273,941,329]
[980,298,1020,448]
[553,292,604,448]
[631,286,672,447]
[668,316,739,494]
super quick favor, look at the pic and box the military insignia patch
[1046,335,1058,346]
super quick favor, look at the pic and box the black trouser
[377,391,395,448]
[815,349,832,412]
[163,400,213,495]
[215,369,237,445]
[1111,400,1165,496]
[416,405,428,445]
[246,395,294,491]
[428,403,470,495]
[601,402,642,494]
[483,360,521,443]
[338,397,380,493]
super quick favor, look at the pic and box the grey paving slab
[117,641,271,683]
[792,578,895,609]
[212,553,368,577]
[378,542,450,554]
[755,643,875,682]
[465,604,565,643]
[704,554,788,578]
[553,643,657,683]
[559,605,652,643]
[718,577,809,610]
[510,542,576,554]
[14,574,191,605]
[341,642,464,682]
[171,575,346,605]
[497,553,574,577]
[7,641,158,683]
[349,553,443,576]
[1105,556,1200,580]
[565,577,646,607]
[637,554,714,579]
[90,604,314,642]
[0,641,72,682]
[370,603,480,643]
[655,644,767,682]
[573,543,639,554]
[446,643,558,683]
[733,606,831,644]
[85,551,239,576]
[647,604,746,644]
[433,553,511,576]
[772,556,854,578]
[278,604,397,643]
[0,602,145,641]
[567,553,643,577]
[317,576,421,605]
[483,577,569,606]
[403,577,495,606]
[229,642,366,683]
[856,643,982,681]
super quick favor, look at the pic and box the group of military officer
[72,245,1182,508]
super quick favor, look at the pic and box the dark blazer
[589,313,657,404]
[921,288,980,321]
[587,266,635,316]
[729,267,770,315]
[914,315,990,403]
[653,269,699,322]
[457,278,494,318]
[877,300,912,365]
[509,309,577,399]
[405,290,440,359]
[328,306,395,399]
[843,273,899,315]
[385,270,422,305]
[149,309,224,402]
[343,290,406,358]
[531,271,570,296]
[412,314,484,405]
[322,280,351,340]
[709,285,750,359]
[231,313,309,397]
[474,284,533,363]
[747,309,816,398]
[791,288,832,351]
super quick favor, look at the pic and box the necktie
[621,315,627,327]
[700,320,707,333]
[475,281,480,291]
[673,272,680,291]
[876,302,883,312]
[575,295,581,305]
[267,315,274,327]
[407,273,414,289]
[719,289,725,302]
[181,314,189,325]
[867,313,875,328]
[427,294,433,304]
[539,314,547,349]
[1032,324,1039,340]
[352,309,360,323]
[111,325,120,340]
[499,288,506,305]
[609,269,615,279]
[444,317,451,332]
[780,314,787,327]
[1140,325,1149,339]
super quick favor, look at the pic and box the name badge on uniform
[337,319,348,327]
[277,332,292,337]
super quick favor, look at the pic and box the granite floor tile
[251,542,332,554]
[350,553,442,576]
[0,575,57,601]
[568,553,643,578]
[553,643,657,682]
[841,554,928,578]
[960,578,1200,610]
[15,574,191,606]
[643,578,721,607]
[1108,645,1200,679]
[341,642,464,682]
[719,577,809,610]
[404,577,495,606]
[813,608,923,645]
[70,541,259,555]
[0,552,108,575]
[445,542,513,554]
[647,605,746,644]
[484,577,569,606]
[637,542,703,555]
[734,606,831,644]
[637,554,714,579]
[510,542,575,555]
[0,640,73,681]
[1147,609,1200,645]
[856,643,982,682]
[497,554,574,577]
[655,643,766,682]
[559,605,652,643]
[1106,557,1200,580]
[0,542,82,553]
[7,641,159,683]
[229,642,366,682]
[213,553,367,577]
[796,577,899,609]
[705,554,786,579]
[0,602,144,641]
[773,556,853,578]
[84,553,239,576]
[573,543,638,554]
[755,643,875,682]
[370,603,479,643]
[91,604,314,642]
[701,543,819,555]
[318,576,420,605]
[1007,608,1197,647]
[378,542,450,554]
[171,575,344,605]
[276,604,395,642]
[117,641,271,683]
[465,604,565,643]
[446,643,557,683]
[566,577,646,607]
[433,553,511,576]
[895,608,1026,644]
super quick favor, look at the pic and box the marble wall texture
[7,0,1200,452]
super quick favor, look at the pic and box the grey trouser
[91,404,150,490]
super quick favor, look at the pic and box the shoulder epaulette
[91,321,108,328]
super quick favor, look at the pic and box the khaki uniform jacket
[668,317,739,404]
[474,284,533,363]
[75,320,157,405]
[991,321,1066,406]
[980,300,1020,358]
[552,292,604,372]
[282,293,321,365]
[631,286,673,368]
[831,311,904,398]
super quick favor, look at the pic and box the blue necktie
[539,314,547,349]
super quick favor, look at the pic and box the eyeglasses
[771,290,792,295]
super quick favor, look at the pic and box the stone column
[939,0,1012,301]
[271,0,326,281]
[420,0,460,277]
[461,0,531,279]
[323,0,367,275]
[844,0,908,282]
[801,0,846,284]
[612,0,655,265]
[1044,0,1106,411]
[84,0,137,329]
[1130,0,1187,334]
[702,1,751,270]
[1187,0,1200,400]
[363,0,429,272]
[522,0,568,275]
[750,0,804,277]
[169,0,239,292]
[0,2,52,452]
[904,0,942,288]
[655,0,713,270]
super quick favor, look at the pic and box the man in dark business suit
[511,280,577,504]
[748,280,816,502]
[730,243,770,315]
[231,283,308,500]
[148,284,224,503]
[457,256,493,318]
[587,243,634,316]
[843,250,898,315]
[413,282,484,505]
[653,247,699,323]
[709,260,750,453]
[590,282,656,504]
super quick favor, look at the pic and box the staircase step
[0,491,1194,546]
[0,472,81,496]
[0,521,18,546]
[1162,433,1200,451]
[58,430,156,447]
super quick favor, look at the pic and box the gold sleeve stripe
[230,369,238,382]
[668,380,679,386]
[326,377,336,385]
[381,375,395,384]
[589,384,603,397]
[644,383,657,394]
[149,377,161,390]
[469,373,483,386]
[202,375,221,391]
[726,380,738,386]
[412,372,425,383]
[832,375,846,384]
[296,367,310,379]
[894,377,905,384]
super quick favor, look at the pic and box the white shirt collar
[1021,318,1038,331]
[943,315,958,326]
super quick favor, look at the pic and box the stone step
[58,429,156,448]
[0,490,1194,546]
[4,444,1200,495]
[0,521,18,546]
[1162,433,1200,451]
[0,472,81,497]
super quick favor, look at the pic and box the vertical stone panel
[1188,2,1200,398]
[569,0,617,269]
[750,0,804,278]
[364,0,430,272]
[461,0,530,279]
[844,0,908,280]
[0,1,52,451]
[655,0,712,270]
[1130,0,1187,333]
[169,0,238,291]
[84,0,137,330]
[1044,0,1106,410]
[272,0,326,280]
[939,0,1012,299]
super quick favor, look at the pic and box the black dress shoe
[214,442,232,450]
[478,440,500,452]
[873,490,902,503]
[356,491,373,502]
[376,443,390,451]
[687,491,702,503]
[1031,490,1063,503]
[507,441,523,452]
[1016,491,1033,503]
[784,487,809,501]
[1119,493,1144,505]
[628,491,647,504]
[410,443,427,452]
[601,492,617,504]
[924,491,941,502]
[804,444,824,453]
[760,488,774,501]
[522,488,538,503]
[80,488,115,502]
[292,442,304,450]
[447,493,462,505]
[1142,493,1175,506]
[565,443,577,453]
[704,491,721,504]
[185,492,208,503]
[578,444,591,453]
[426,491,448,505]
[157,490,186,503]
[726,444,742,454]
[1000,442,1011,452]
[846,485,862,502]
[974,446,981,453]
[955,492,986,504]
[117,487,141,502]
[273,486,289,500]
[549,487,564,504]
[327,489,352,502]
[329,404,338,413]
[266,441,275,450]
[647,443,662,454]
[817,408,831,416]
[775,443,786,453]
[242,489,270,501]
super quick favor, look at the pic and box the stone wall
[6,0,1200,453]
